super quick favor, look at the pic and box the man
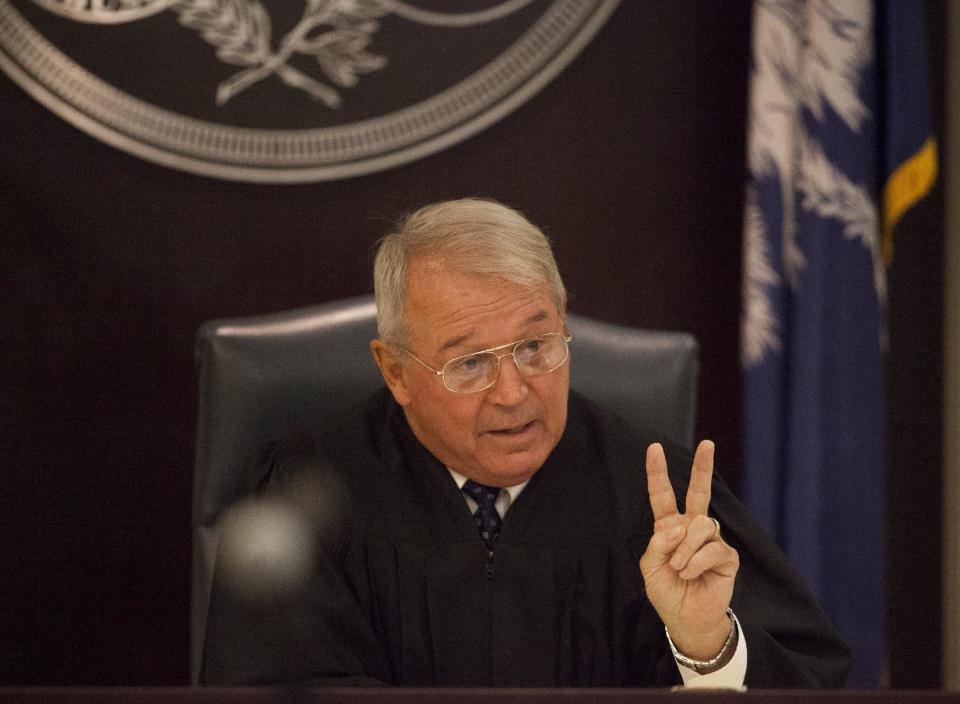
[203,198,850,687]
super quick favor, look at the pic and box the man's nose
[485,353,529,405]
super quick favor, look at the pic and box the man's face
[373,257,569,487]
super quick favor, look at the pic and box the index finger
[645,443,679,520]
[684,440,715,516]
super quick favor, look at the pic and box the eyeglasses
[398,332,572,394]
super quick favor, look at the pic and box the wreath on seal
[27,0,535,106]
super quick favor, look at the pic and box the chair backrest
[191,294,698,682]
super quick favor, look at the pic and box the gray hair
[373,198,567,344]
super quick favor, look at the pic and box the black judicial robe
[202,389,851,687]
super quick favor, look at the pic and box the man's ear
[370,340,411,406]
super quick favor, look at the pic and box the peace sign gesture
[639,441,740,661]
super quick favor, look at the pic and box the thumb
[639,523,686,573]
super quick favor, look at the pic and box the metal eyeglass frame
[396,332,572,393]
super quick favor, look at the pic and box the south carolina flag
[740,0,936,687]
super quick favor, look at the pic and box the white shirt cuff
[669,612,747,690]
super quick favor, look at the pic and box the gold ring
[710,517,721,539]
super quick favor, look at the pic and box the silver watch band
[668,609,739,675]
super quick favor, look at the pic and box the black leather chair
[191,294,699,682]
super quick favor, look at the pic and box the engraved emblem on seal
[0,0,620,182]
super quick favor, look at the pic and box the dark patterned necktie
[462,479,502,549]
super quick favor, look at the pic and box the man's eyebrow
[440,333,474,351]
[439,310,551,352]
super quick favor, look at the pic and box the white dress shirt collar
[447,468,529,518]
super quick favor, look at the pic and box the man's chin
[475,449,550,486]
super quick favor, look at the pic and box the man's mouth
[489,420,535,435]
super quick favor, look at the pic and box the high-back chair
[191,295,698,682]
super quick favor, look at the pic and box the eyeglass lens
[442,334,569,393]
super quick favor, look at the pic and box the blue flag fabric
[741,0,935,687]
[880,1,938,264]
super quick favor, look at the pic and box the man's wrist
[667,609,739,675]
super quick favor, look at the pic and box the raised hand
[639,441,740,660]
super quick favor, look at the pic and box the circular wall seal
[0,0,620,182]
